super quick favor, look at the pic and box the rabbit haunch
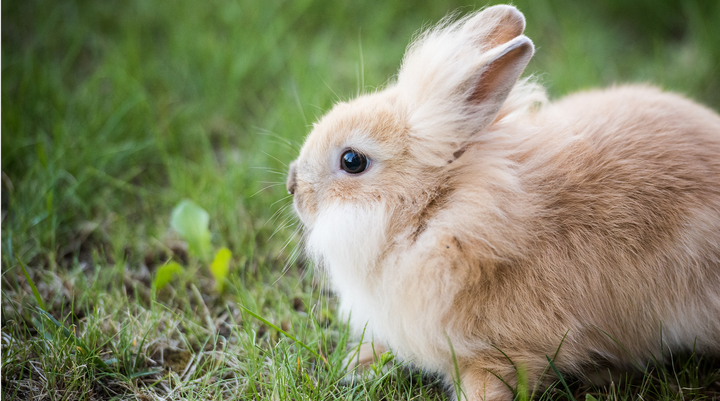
[287,5,720,401]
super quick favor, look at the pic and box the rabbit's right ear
[465,36,534,121]
[397,6,534,165]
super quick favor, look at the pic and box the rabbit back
[441,84,720,380]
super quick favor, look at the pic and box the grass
[2,0,720,399]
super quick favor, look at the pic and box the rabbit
[285,4,720,400]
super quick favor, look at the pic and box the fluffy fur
[287,5,720,400]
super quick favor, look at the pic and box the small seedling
[170,199,212,260]
[153,261,183,291]
[370,351,395,376]
[210,247,232,293]
[165,200,234,294]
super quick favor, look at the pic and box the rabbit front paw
[342,342,392,376]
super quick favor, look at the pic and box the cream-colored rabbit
[286,5,720,400]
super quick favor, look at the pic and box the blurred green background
[2,0,720,398]
[3,0,719,268]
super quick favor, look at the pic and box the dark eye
[340,150,368,174]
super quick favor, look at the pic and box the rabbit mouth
[290,179,320,229]
[291,194,312,228]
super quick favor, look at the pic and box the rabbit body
[287,5,720,400]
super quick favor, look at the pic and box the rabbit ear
[397,6,535,165]
[465,35,534,125]
[461,5,527,50]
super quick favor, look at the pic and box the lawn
[2,0,720,399]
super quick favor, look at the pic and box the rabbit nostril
[287,162,298,195]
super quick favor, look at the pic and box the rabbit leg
[459,365,516,401]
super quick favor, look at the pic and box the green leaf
[170,199,212,260]
[210,247,232,293]
[153,262,183,290]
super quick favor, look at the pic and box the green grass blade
[17,255,46,310]
[35,307,110,370]
[446,334,468,400]
[343,318,367,373]
[35,307,75,341]
[485,369,517,398]
[532,330,570,400]
[491,344,518,373]
[546,355,576,401]
[239,304,322,362]
[132,326,153,376]
[127,369,162,379]
[552,330,570,361]
[597,327,644,370]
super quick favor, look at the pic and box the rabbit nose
[286,161,298,195]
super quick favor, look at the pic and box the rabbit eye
[340,150,368,174]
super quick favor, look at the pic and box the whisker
[270,203,294,225]
[278,224,301,261]
[296,245,314,284]
[270,229,303,287]
[263,201,294,228]
[320,77,342,104]
[250,167,288,176]
[262,151,289,168]
[255,128,302,152]
[273,226,303,286]
[249,183,284,198]
[266,139,302,154]
[285,234,307,283]
[286,246,303,275]
[357,31,365,96]
[268,218,296,241]
[291,80,309,127]
[271,195,293,208]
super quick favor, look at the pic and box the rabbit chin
[305,201,389,332]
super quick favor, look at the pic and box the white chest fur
[307,203,472,372]
[306,202,388,335]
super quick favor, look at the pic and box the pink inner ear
[468,41,532,105]
[484,12,526,48]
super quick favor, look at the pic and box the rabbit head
[287,6,538,281]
